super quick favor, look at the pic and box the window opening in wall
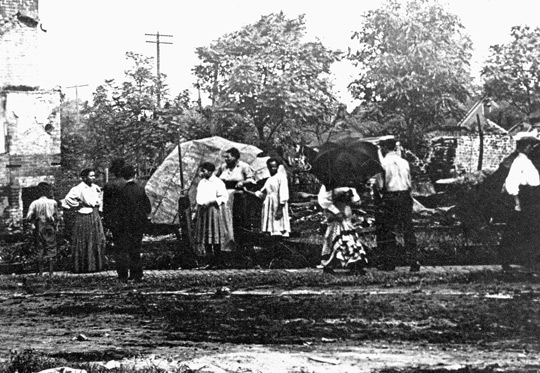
[21,186,39,218]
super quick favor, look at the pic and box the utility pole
[65,84,89,125]
[145,31,173,107]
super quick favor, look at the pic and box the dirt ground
[1,268,540,373]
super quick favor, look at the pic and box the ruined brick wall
[0,0,60,231]
[0,0,38,18]
[0,90,61,228]
[426,137,458,181]
[0,0,40,87]
[427,134,515,181]
[454,135,515,174]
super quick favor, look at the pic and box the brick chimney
[0,0,40,88]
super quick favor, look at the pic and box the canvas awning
[145,136,270,225]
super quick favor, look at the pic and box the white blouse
[505,153,540,196]
[317,185,360,215]
[196,175,228,206]
[62,182,102,214]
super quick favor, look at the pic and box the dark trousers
[499,186,540,266]
[376,191,417,266]
[113,230,144,280]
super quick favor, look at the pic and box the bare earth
[1,266,539,373]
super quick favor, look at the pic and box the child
[26,182,60,275]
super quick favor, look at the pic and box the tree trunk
[477,114,484,171]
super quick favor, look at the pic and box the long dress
[318,186,367,268]
[62,182,106,273]
[255,171,291,236]
[194,175,234,253]
[216,160,255,245]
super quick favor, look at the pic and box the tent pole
[178,137,185,191]
[177,136,195,266]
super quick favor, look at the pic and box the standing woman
[62,168,106,273]
[501,136,540,270]
[194,162,234,269]
[317,184,368,274]
[253,158,291,237]
[216,147,256,242]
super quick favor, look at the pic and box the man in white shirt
[500,136,540,271]
[375,138,419,272]
[504,138,540,211]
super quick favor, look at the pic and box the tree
[482,25,540,121]
[348,0,473,153]
[82,52,192,175]
[61,98,90,172]
[193,12,341,150]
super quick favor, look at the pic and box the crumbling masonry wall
[0,0,40,88]
[454,135,515,174]
[0,0,38,18]
[0,90,61,229]
[0,0,62,231]
[427,134,515,181]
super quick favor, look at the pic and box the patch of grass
[1,349,66,373]
[0,349,196,373]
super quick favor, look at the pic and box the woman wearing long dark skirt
[62,168,106,273]
[194,162,234,269]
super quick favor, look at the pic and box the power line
[65,84,89,125]
[145,32,173,107]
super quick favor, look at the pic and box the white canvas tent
[145,136,270,225]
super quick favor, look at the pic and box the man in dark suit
[115,164,152,282]
[103,158,126,252]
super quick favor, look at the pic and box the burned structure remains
[0,0,61,231]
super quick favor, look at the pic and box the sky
[36,0,540,109]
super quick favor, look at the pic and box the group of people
[193,147,291,268]
[316,138,419,274]
[26,159,151,282]
[25,134,540,278]
[26,139,420,278]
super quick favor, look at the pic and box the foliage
[79,53,200,176]
[193,12,342,149]
[348,0,473,152]
[1,349,186,373]
[482,25,540,120]
[484,101,524,130]
[5,349,63,373]
[61,98,90,171]
[0,229,71,271]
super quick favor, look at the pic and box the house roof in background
[427,97,507,136]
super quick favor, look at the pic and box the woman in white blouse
[501,136,540,270]
[194,162,234,269]
[62,168,106,273]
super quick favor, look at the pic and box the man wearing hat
[375,138,420,272]
[500,134,540,271]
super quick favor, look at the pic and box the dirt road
[1,266,539,372]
